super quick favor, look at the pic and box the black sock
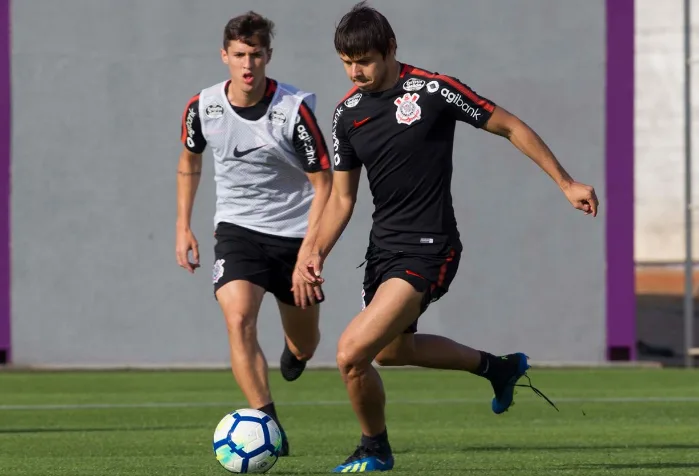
[477,351,518,379]
[361,427,391,453]
[258,403,285,435]
[476,351,496,376]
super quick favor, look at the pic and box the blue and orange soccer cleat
[332,446,394,473]
[489,352,559,414]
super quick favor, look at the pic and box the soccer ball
[213,409,282,473]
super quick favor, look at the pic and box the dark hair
[334,1,396,58]
[223,11,275,50]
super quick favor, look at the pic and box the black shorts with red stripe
[360,241,460,333]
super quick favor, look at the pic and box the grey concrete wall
[11,0,606,366]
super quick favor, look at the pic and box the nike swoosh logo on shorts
[233,145,265,157]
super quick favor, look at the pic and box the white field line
[2,396,699,411]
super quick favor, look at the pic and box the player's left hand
[562,182,599,217]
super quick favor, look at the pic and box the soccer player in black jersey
[298,2,599,472]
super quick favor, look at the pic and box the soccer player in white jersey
[175,11,332,456]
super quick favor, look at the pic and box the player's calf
[217,281,272,407]
[374,334,415,367]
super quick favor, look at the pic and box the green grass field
[1,368,699,475]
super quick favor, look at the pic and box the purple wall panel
[606,0,636,360]
[0,0,10,363]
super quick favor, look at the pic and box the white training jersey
[181,79,330,238]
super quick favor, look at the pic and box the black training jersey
[332,63,496,254]
[181,78,329,173]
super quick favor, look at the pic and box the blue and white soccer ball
[213,409,283,473]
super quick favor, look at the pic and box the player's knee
[224,311,257,341]
[374,347,411,367]
[291,342,316,362]
[374,351,404,367]
[286,326,320,361]
[298,331,320,361]
[336,342,371,379]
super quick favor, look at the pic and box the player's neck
[374,59,401,92]
[227,78,267,108]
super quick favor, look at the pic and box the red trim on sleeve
[298,102,330,170]
[180,94,199,143]
[403,65,495,113]
[337,86,359,107]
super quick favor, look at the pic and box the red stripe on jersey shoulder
[298,101,330,170]
[265,78,277,97]
[181,94,200,142]
[399,63,413,78]
[436,75,495,112]
[337,86,360,108]
[402,64,438,79]
[402,65,495,113]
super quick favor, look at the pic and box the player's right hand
[298,252,324,286]
[562,181,599,217]
[176,227,200,273]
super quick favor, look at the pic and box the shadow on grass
[567,462,699,470]
[440,443,699,453]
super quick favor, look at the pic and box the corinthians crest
[212,259,225,284]
[394,93,421,125]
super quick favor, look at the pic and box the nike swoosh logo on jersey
[233,145,265,157]
[353,117,371,128]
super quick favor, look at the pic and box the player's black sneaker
[332,445,395,472]
[280,341,306,382]
[488,352,559,414]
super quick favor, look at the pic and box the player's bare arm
[293,99,334,261]
[299,168,361,285]
[176,147,202,273]
[287,99,333,307]
[298,169,332,258]
[483,106,599,217]
[292,169,332,308]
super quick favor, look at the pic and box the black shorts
[361,241,460,333]
[212,222,323,307]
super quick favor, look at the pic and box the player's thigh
[337,277,426,367]
[216,280,266,335]
[277,299,320,356]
